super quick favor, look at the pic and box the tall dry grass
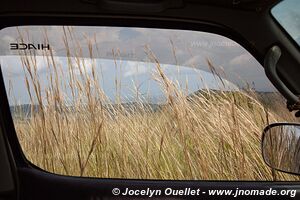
[8,28,300,181]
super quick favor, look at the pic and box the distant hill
[9,90,284,119]
[10,102,163,119]
[10,104,39,119]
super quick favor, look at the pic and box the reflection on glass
[263,125,300,174]
[1,56,239,106]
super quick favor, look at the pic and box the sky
[0,25,280,105]
[1,56,241,105]
[272,0,300,45]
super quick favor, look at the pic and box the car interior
[0,0,300,200]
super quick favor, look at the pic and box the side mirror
[262,123,300,175]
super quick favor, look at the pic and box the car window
[271,0,300,46]
[0,26,298,180]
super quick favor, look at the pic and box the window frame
[0,16,299,200]
[270,0,300,52]
[0,16,267,173]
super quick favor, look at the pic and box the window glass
[0,26,297,180]
[272,0,300,46]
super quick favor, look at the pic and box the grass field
[7,42,300,181]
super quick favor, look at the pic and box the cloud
[123,61,149,77]
[71,57,95,75]
[0,55,64,77]
[0,25,276,96]
[229,53,252,66]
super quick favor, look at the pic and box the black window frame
[1,13,300,200]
